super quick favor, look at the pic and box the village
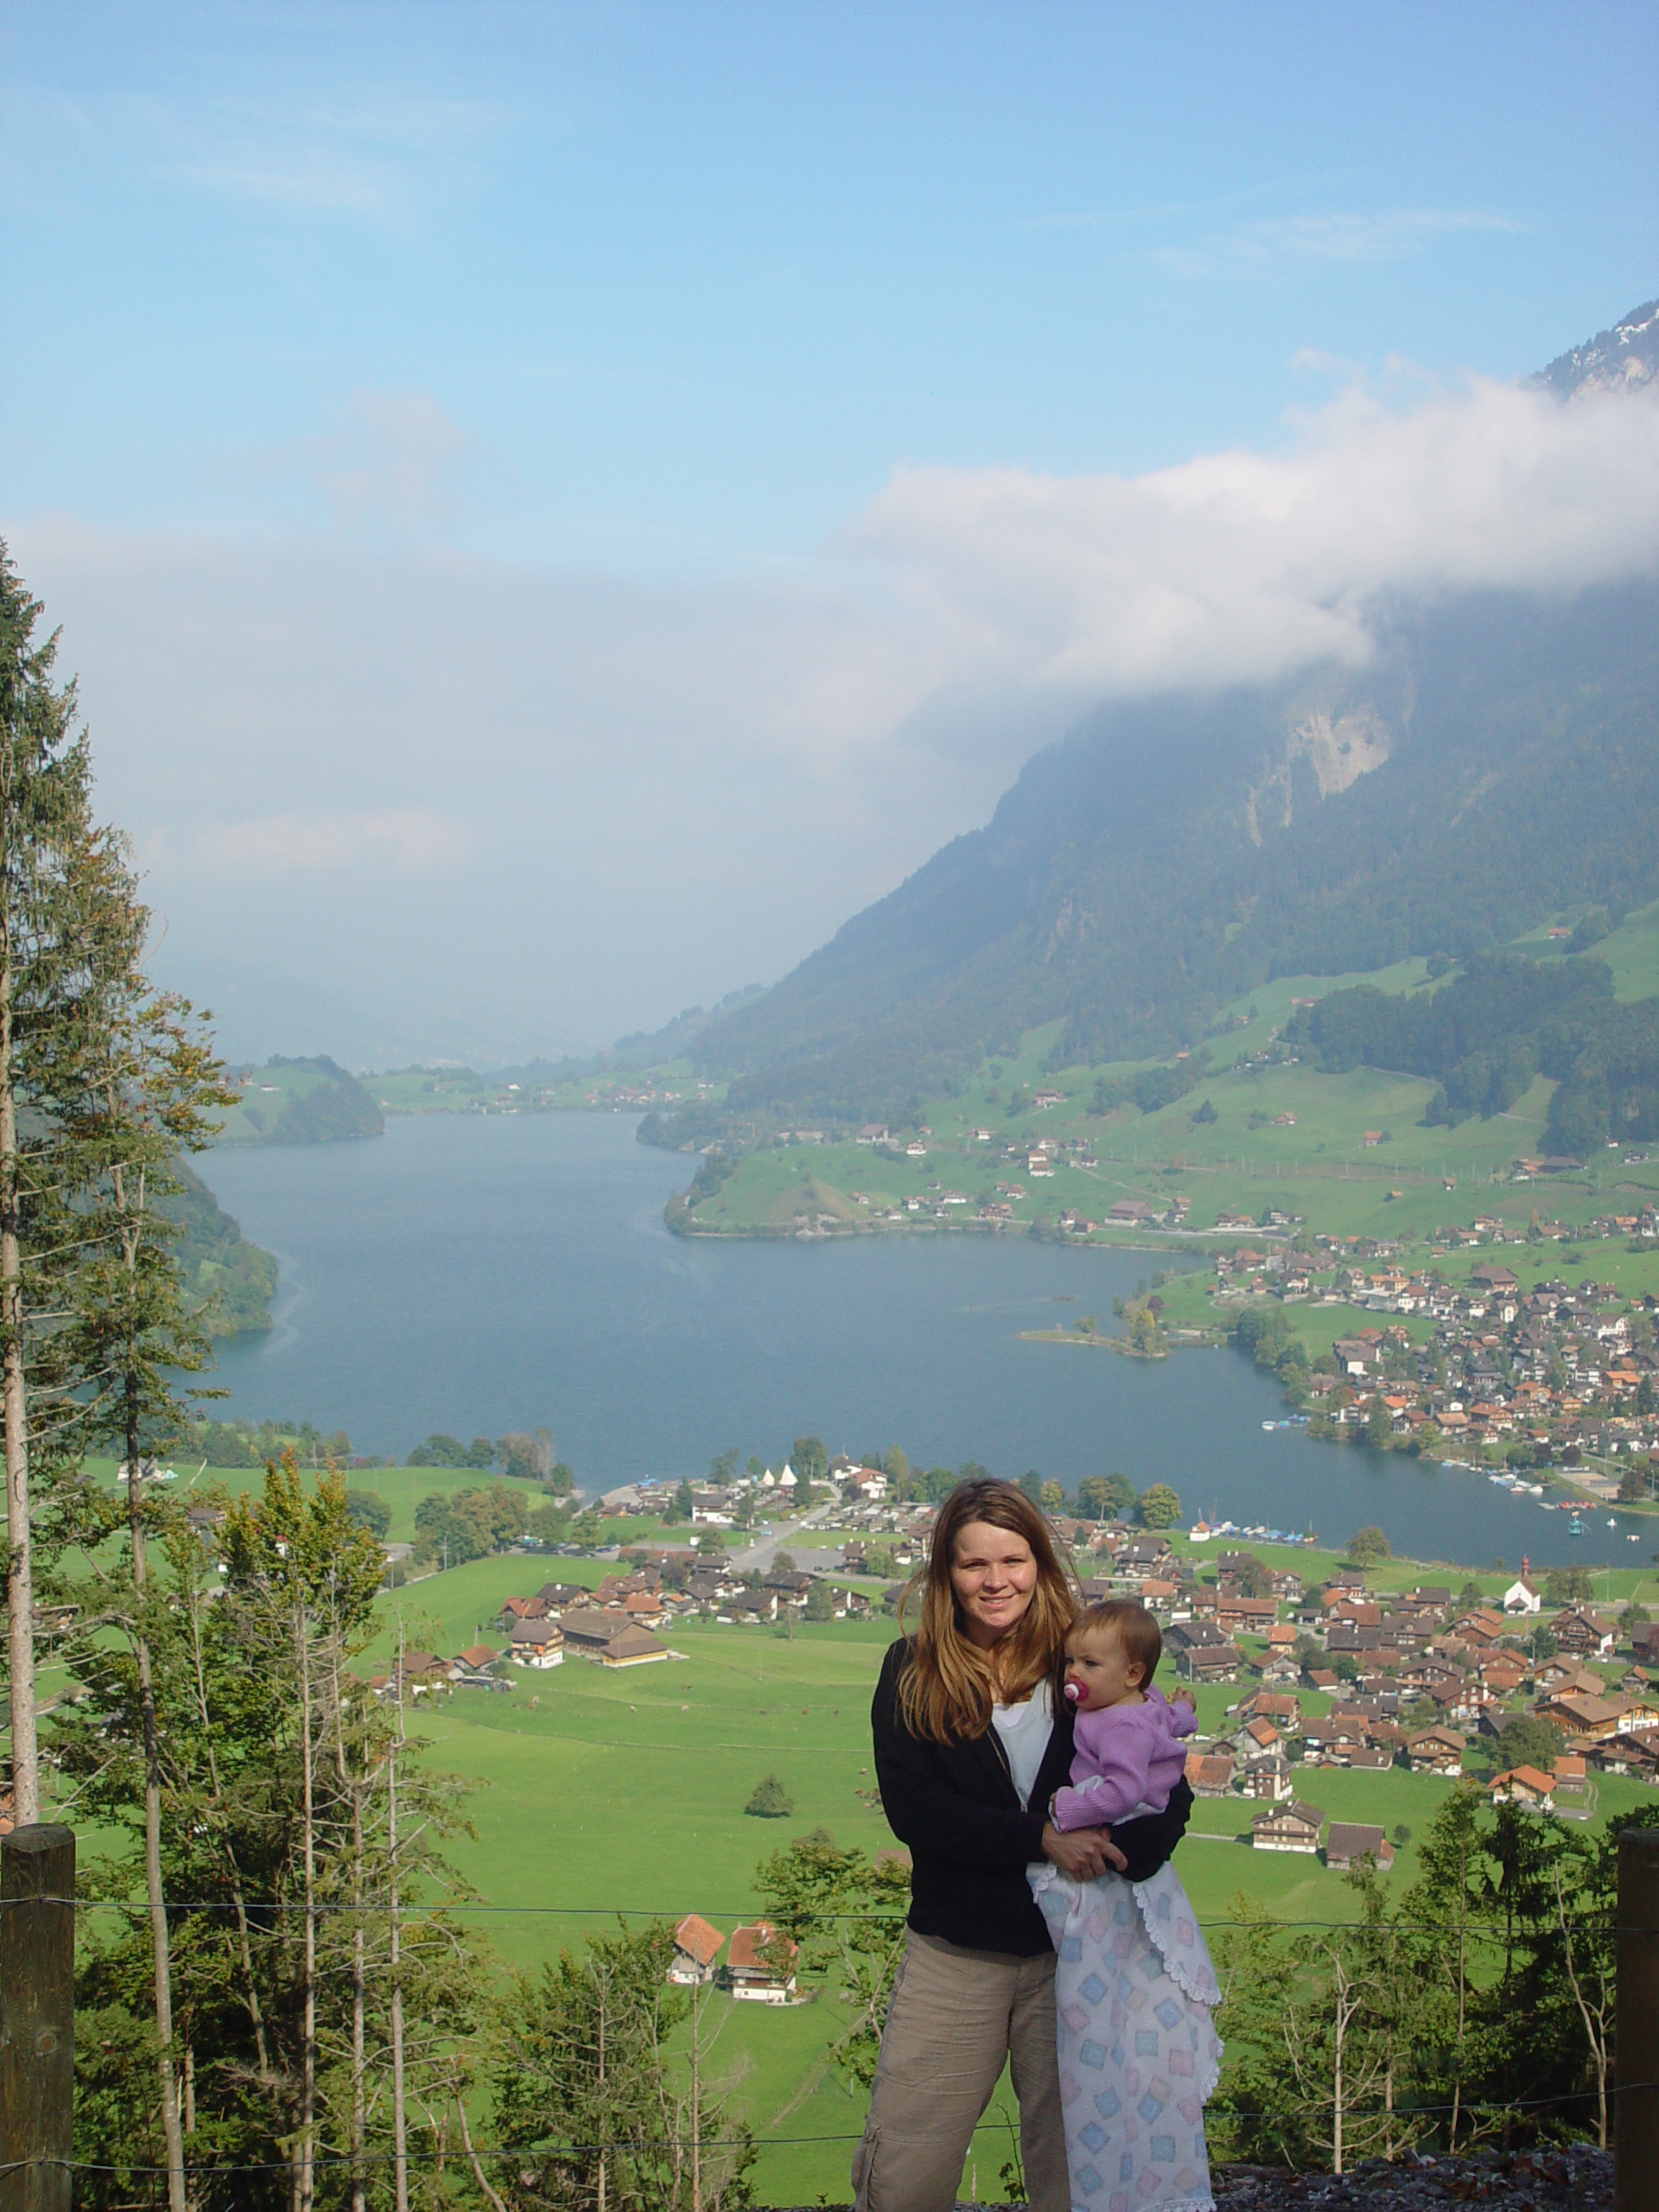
[367,1442,1659,2000]
[1211,1211,1659,1488]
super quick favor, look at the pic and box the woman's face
[950,1520,1039,1649]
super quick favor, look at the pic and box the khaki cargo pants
[852,1928,1071,2212]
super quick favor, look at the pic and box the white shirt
[991,1680,1054,1811]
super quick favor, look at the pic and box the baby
[1031,1596,1221,2211]
[1050,1598,1198,1831]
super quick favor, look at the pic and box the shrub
[746,1774,794,1818]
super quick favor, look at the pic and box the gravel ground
[775,2144,1614,2211]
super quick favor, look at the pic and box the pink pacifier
[1063,1679,1084,1704]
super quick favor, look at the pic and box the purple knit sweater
[1049,1686,1198,1833]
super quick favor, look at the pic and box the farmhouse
[1490,1766,1557,1811]
[559,1611,671,1668]
[1406,1728,1466,1777]
[1551,1605,1617,1658]
[669,1915,725,1986]
[1253,1801,1323,1853]
[725,1922,798,2004]
[508,1618,566,1669]
[1325,1824,1395,1871]
[1183,1752,1236,1798]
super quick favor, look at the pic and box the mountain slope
[691,580,1659,1123]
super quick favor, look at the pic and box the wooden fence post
[1618,1824,1659,2212]
[0,1825,74,2212]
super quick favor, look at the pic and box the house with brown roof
[725,1921,798,2003]
[560,1611,671,1668]
[1406,1728,1466,1777]
[1252,1801,1324,1854]
[669,1915,725,1986]
[1236,1757,1294,1802]
[1490,1766,1557,1810]
[1325,1823,1395,1871]
[1183,1751,1236,1799]
[1541,1692,1643,1742]
[1552,1605,1617,1658]
[508,1618,566,1669]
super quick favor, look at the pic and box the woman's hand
[1041,1821,1128,1881]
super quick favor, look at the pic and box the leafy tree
[673,1477,696,1522]
[710,1446,740,1482]
[1490,1714,1565,1774]
[1344,1525,1391,1567]
[1192,1096,1217,1124]
[408,1432,470,1467]
[772,1551,797,1573]
[1545,1567,1594,1605]
[1076,1473,1134,1521]
[344,1489,391,1540]
[1135,1483,1181,1529]
[489,1918,754,2210]
[754,1830,912,2085]
[745,1773,794,1818]
[1365,1397,1394,1450]
[791,1434,829,1485]
[1040,1480,1065,1513]
[804,1579,834,1622]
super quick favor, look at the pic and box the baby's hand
[1170,1685,1197,1708]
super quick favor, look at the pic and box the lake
[201,1112,1646,1571]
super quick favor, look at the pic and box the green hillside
[675,581,1659,1132]
[164,1160,278,1335]
[214,1054,385,1145]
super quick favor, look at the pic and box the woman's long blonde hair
[897,1479,1079,1745]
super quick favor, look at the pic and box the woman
[853,1480,1194,2212]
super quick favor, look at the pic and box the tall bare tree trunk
[0,994,38,1826]
[126,1355,188,2212]
[331,1625,368,2212]
[390,1622,410,2212]
[185,1577,272,2080]
[296,1603,317,2212]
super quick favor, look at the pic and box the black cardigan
[871,1636,1194,1957]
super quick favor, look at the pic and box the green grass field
[379,1580,1654,2204]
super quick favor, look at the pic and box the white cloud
[9,370,1659,1063]
[854,375,1659,698]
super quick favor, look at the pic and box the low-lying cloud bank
[857,372,1659,700]
[10,368,1658,1062]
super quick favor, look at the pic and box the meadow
[66,1456,1659,2202]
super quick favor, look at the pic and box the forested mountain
[214,1054,384,1144]
[688,579,1659,1125]
[163,1162,278,1335]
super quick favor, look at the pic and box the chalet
[1325,1824,1395,1871]
[1631,1623,1659,1668]
[453,1644,510,1691]
[1240,1717,1281,1758]
[1109,1198,1154,1224]
[1252,1801,1324,1854]
[508,1618,567,1668]
[1236,1757,1294,1802]
[1345,1747,1395,1771]
[1490,1766,1557,1810]
[1184,1752,1236,1798]
[725,1921,798,2004]
[1552,1605,1617,1659]
[1534,1659,1608,1700]
[1541,1693,1642,1742]
[1591,1733,1659,1782]
[559,1611,671,1668]
[1166,1619,1229,1655]
[1217,1596,1280,1636]
[1236,1691,1303,1727]
[396,1652,450,1694]
[1121,1539,1174,1573]
[1179,1643,1242,1685]
[669,1915,725,1986]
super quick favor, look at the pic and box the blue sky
[3,2,1656,1061]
